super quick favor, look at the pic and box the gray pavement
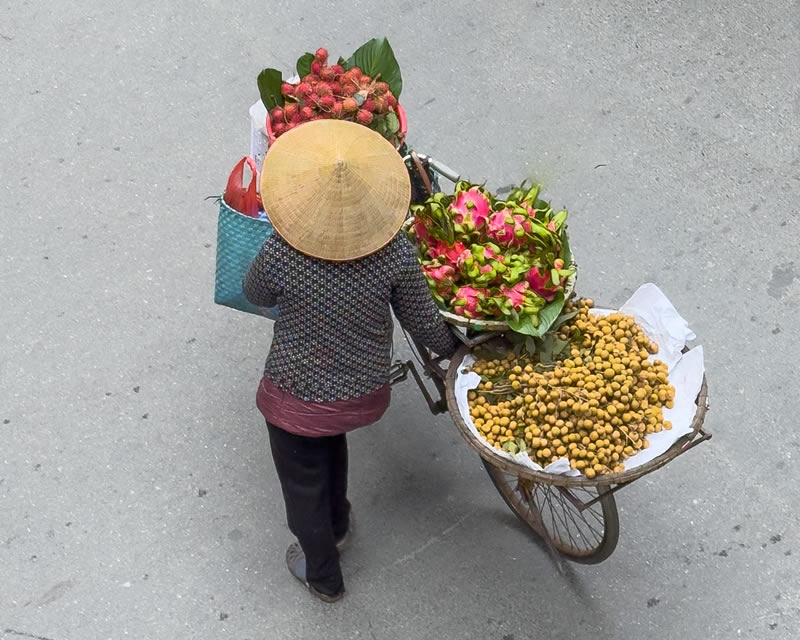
[1,0,799,638]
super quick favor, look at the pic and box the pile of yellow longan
[467,299,675,478]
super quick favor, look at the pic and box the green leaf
[296,53,315,77]
[507,312,540,336]
[560,228,572,265]
[553,338,570,356]
[503,441,519,454]
[257,68,284,110]
[525,336,537,355]
[442,210,455,244]
[385,111,400,133]
[346,37,403,98]
[539,335,555,363]
[338,56,349,69]
[537,291,566,334]
[550,310,579,330]
[509,291,566,337]
[373,116,389,136]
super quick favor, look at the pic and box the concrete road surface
[2,0,799,638]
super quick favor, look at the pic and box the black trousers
[266,422,350,595]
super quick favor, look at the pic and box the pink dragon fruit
[500,281,529,310]
[450,188,491,231]
[423,263,456,298]
[515,214,533,234]
[412,217,432,244]
[451,286,488,318]
[487,210,532,247]
[526,259,567,301]
[479,244,504,263]
[444,242,470,267]
[426,241,470,268]
[424,263,456,284]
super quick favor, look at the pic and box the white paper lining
[454,283,705,476]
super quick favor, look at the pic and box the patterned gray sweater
[243,233,459,402]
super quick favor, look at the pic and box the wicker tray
[444,345,710,488]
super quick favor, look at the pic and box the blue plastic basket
[214,198,278,319]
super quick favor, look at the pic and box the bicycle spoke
[554,490,581,548]
[562,490,603,543]
[541,488,565,542]
[484,462,616,562]
[560,490,599,546]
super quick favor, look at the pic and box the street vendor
[243,120,458,603]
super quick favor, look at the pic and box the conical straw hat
[260,119,411,261]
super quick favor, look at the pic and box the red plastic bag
[224,156,260,217]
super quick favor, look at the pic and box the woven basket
[214,198,278,319]
[445,344,709,488]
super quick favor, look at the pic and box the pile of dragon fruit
[407,181,574,335]
[258,38,403,145]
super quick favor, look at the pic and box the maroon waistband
[256,375,391,437]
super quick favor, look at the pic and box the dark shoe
[285,543,344,603]
[335,509,353,552]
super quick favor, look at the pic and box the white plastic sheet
[454,283,705,476]
[249,100,268,192]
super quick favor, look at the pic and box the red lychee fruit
[314,82,332,97]
[295,82,313,98]
[342,97,358,114]
[284,103,299,119]
[373,96,387,114]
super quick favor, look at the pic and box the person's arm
[390,236,459,357]
[243,236,281,308]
